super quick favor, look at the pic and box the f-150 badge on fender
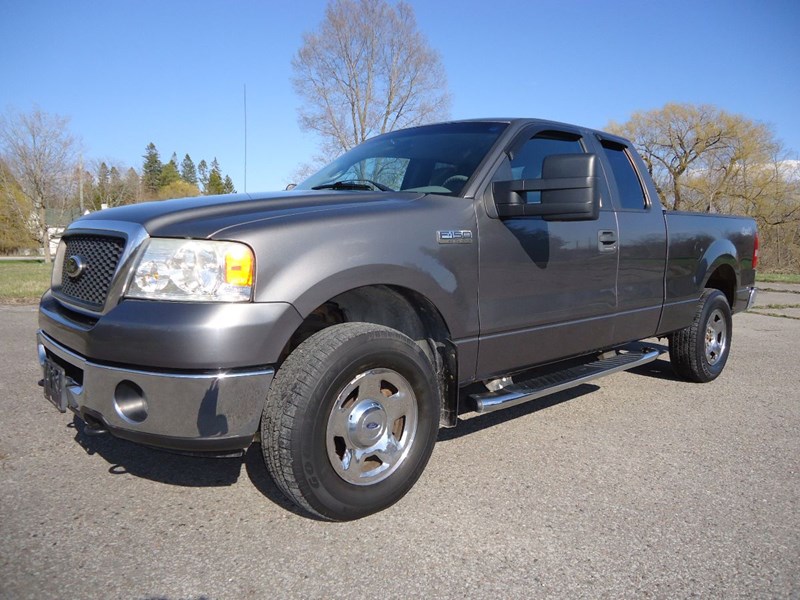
[437,230,473,244]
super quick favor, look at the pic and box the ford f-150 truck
[37,119,758,520]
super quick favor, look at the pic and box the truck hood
[72,190,425,239]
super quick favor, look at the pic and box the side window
[601,142,647,210]
[507,132,584,204]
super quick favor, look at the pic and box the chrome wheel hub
[705,308,728,365]
[326,368,418,486]
[347,400,387,447]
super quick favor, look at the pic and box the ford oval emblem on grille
[65,255,86,279]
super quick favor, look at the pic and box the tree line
[80,146,235,213]
[139,143,235,201]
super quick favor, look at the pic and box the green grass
[0,260,52,303]
[756,272,800,284]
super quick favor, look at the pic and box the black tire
[668,289,733,383]
[261,323,440,520]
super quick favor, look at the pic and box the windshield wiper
[312,179,394,192]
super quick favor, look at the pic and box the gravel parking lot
[1,293,798,599]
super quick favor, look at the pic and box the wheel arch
[279,283,460,427]
[695,237,739,305]
[704,262,737,309]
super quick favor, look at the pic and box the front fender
[238,196,481,341]
[259,261,469,340]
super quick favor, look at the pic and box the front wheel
[261,323,440,520]
[668,289,733,383]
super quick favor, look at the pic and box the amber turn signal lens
[225,246,254,286]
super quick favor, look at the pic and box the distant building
[44,208,84,256]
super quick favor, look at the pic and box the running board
[470,346,665,414]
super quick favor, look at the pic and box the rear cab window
[599,141,648,210]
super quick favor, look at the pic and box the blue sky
[2,0,798,192]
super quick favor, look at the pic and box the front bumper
[39,291,302,369]
[38,331,274,453]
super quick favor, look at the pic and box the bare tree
[0,108,78,262]
[292,0,451,160]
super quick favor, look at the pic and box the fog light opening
[113,381,148,424]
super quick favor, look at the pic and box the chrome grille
[58,234,126,309]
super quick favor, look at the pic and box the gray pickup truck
[37,119,758,520]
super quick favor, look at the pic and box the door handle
[598,230,618,252]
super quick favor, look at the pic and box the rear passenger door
[591,135,667,344]
[475,126,619,378]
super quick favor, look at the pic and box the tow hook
[83,425,108,437]
[82,415,108,437]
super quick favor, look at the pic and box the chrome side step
[470,346,665,414]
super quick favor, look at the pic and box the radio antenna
[243,83,248,193]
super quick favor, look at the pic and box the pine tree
[197,159,209,193]
[223,175,235,194]
[206,158,224,195]
[142,143,162,195]
[94,162,110,209]
[123,167,141,204]
[180,154,198,185]
[160,154,180,188]
[108,166,123,207]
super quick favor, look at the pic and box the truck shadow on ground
[627,357,684,382]
[70,416,307,516]
[71,416,242,486]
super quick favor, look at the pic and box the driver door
[475,126,619,378]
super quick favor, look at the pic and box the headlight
[126,239,254,302]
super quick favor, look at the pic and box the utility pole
[78,154,84,213]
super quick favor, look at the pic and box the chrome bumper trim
[37,331,273,448]
[745,286,758,311]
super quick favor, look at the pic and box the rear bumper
[37,331,273,453]
[738,285,758,312]
[745,286,758,311]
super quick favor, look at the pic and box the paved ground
[751,284,800,319]
[1,289,798,599]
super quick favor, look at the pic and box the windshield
[295,122,508,196]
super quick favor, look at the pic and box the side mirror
[492,153,600,221]
[285,183,297,191]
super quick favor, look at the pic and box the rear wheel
[261,323,440,520]
[668,289,733,382]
